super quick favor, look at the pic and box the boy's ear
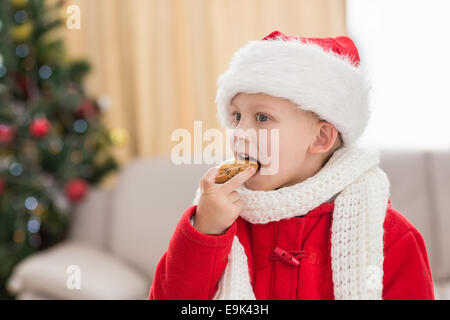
[308,121,339,154]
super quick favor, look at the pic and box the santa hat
[215,30,372,147]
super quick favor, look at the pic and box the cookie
[215,159,259,184]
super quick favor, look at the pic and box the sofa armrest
[434,280,450,300]
[429,151,450,280]
[7,241,150,300]
[68,187,112,249]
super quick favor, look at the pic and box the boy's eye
[232,112,270,123]
[256,113,270,122]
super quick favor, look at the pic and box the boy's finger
[222,166,256,193]
[200,167,219,192]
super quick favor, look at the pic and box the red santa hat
[215,30,372,147]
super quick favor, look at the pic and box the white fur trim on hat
[215,38,372,147]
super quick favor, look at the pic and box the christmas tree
[0,0,120,299]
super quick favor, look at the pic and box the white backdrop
[347,0,450,151]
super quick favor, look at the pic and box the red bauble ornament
[0,176,6,195]
[75,99,99,119]
[65,178,89,203]
[29,118,51,138]
[0,124,15,145]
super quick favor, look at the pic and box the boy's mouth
[236,153,261,172]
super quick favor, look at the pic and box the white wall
[347,0,450,151]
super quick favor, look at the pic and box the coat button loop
[272,246,300,266]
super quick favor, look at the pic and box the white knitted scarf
[192,146,390,300]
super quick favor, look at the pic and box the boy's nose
[233,127,251,142]
[231,127,259,149]
[231,128,258,157]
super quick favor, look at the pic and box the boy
[149,30,434,300]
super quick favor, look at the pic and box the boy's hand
[194,165,257,235]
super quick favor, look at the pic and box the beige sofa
[6,150,450,299]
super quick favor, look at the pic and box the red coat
[149,198,435,300]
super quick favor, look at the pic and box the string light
[97,94,111,110]
[14,10,27,24]
[73,119,87,133]
[25,196,38,210]
[0,65,6,78]
[32,203,46,217]
[9,162,23,176]
[109,128,128,145]
[49,138,63,154]
[29,234,41,248]
[12,230,25,243]
[16,44,29,58]
[27,217,40,233]
[70,150,83,163]
[38,65,52,79]
[0,53,5,78]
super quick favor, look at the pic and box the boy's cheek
[259,166,280,176]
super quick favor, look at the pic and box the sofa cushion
[429,151,450,279]
[108,157,211,279]
[379,150,437,277]
[7,242,150,300]
[68,187,112,249]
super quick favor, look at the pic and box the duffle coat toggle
[269,246,308,267]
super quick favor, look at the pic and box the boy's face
[229,92,323,191]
